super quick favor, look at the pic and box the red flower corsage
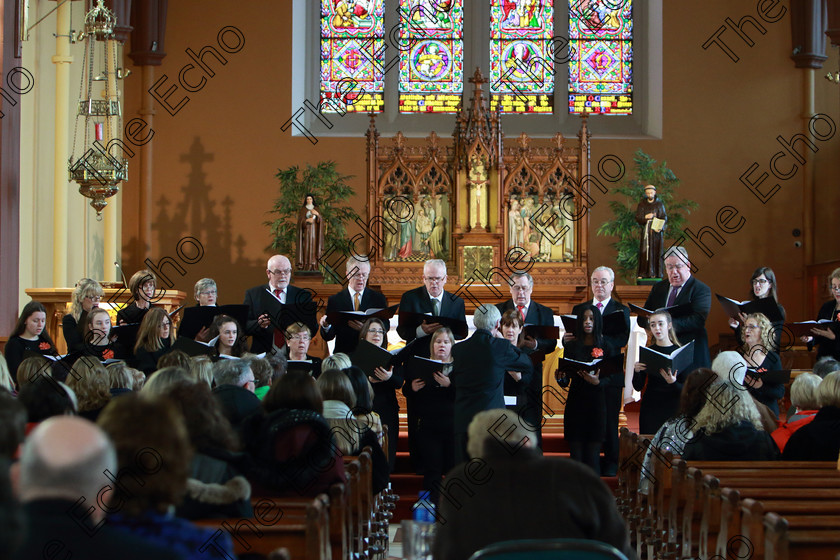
[755,368,767,373]
[38,341,51,351]
[102,349,115,360]
[835,312,840,322]
[591,347,604,358]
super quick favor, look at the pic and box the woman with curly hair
[4,301,56,382]
[63,279,105,354]
[65,355,112,421]
[740,312,784,416]
[133,308,174,375]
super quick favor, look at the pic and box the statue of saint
[635,184,667,279]
[297,193,325,272]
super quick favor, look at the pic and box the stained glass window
[489,0,554,114]
[569,0,633,115]
[398,0,464,114]
[320,0,386,113]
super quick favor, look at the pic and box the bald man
[244,254,317,354]
[11,416,182,560]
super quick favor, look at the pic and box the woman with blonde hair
[771,373,821,452]
[63,278,105,353]
[133,308,174,375]
[0,354,14,393]
[80,307,124,363]
[189,356,214,387]
[740,312,784,416]
[783,371,840,460]
[65,355,112,421]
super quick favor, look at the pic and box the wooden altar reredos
[364,69,594,307]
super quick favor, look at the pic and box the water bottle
[403,491,436,560]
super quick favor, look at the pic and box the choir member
[559,304,620,474]
[117,269,157,325]
[498,309,533,415]
[208,314,247,358]
[741,313,784,416]
[80,308,123,363]
[194,278,218,306]
[632,310,686,434]
[284,322,322,377]
[729,267,785,349]
[4,301,56,381]
[319,256,389,354]
[63,279,104,354]
[802,268,840,362]
[643,246,711,367]
[133,308,174,375]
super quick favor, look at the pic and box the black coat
[682,420,780,461]
[14,499,183,560]
[320,287,389,354]
[644,275,712,367]
[396,286,467,349]
[451,329,532,435]
[813,300,840,361]
[572,299,631,354]
[243,284,315,354]
[782,406,840,461]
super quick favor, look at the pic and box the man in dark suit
[397,259,468,354]
[11,417,183,560]
[643,246,712,368]
[571,266,631,476]
[319,256,389,354]
[451,304,533,464]
[496,272,556,444]
[243,254,316,355]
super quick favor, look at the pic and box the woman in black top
[284,322,322,378]
[559,304,618,475]
[803,268,840,362]
[355,317,402,471]
[402,327,455,500]
[77,308,125,365]
[133,308,174,375]
[729,267,786,349]
[63,278,105,354]
[741,313,784,416]
[4,301,56,382]
[209,315,248,358]
[499,310,535,414]
[117,269,157,325]
[633,310,687,434]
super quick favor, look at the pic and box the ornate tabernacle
[365,68,591,293]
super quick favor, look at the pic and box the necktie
[353,292,361,312]
[432,298,439,316]
[273,289,284,347]
[517,305,526,322]
[596,302,603,312]
[666,286,680,308]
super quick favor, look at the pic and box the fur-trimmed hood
[185,475,251,505]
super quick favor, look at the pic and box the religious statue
[297,194,325,272]
[468,152,489,229]
[635,184,667,279]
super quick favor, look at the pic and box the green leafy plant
[265,161,360,281]
[596,149,698,282]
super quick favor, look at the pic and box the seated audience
[285,322,322,377]
[17,376,76,424]
[106,362,136,396]
[63,278,104,354]
[209,314,247,358]
[265,351,287,384]
[681,352,779,461]
[167,382,252,520]
[772,373,821,452]
[14,356,50,389]
[189,356,214,387]
[212,359,261,430]
[323,352,352,372]
[343,365,385,444]
[11,416,182,560]
[141,367,193,398]
[0,354,12,393]
[740,313,784,416]
[156,349,192,372]
[97,395,235,560]
[813,356,840,379]
[0,390,26,459]
[240,370,346,497]
[117,269,157,325]
[782,371,840,461]
[0,459,22,560]
[4,301,56,381]
[64,355,112,422]
[317,368,389,493]
[133,308,174,375]
[432,409,635,560]
[639,368,717,494]
[250,356,274,399]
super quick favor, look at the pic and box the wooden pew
[195,495,331,560]
[764,511,840,560]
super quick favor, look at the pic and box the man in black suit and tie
[496,272,556,444]
[571,266,631,476]
[319,256,389,355]
[451,304,533,464]
[243,254,316,355]
[397,259,468,354]
[643,246,712,367]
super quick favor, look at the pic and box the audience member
[250,355,274,399]
[11,416,182,560]
[813,356,840,379]
[189,355,215,387]
[4,301,56,381]
[14,356,50,389]
[17,377,75,423]
[133,308,174,375]
[0,354,12,393]
[97,395,234,560]
[142,367,193,398]
[772,373,821,452]
[64,278,104,354]
[432,409,636,560]
[323,352,352,371]
[64,355,112,422]
[106,362,135,396]
[782,371,840,461]
[265,351,287,384]
[0,390,26,459]
[0,459,22,560]
[156,349,192,372]
[117,269,157,325]
[343,365,384,445]
[212,359,261,430]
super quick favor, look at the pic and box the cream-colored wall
[18,0,123,309]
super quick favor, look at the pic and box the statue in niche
[468,152,489,229]
[296,193,325,272]
[635,184,667,279]
[508,198,524,248]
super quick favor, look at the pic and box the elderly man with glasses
[243,254,316,355]
[319,256,390,354]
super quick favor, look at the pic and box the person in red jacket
[771,372,821,452]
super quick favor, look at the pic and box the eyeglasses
[511,285,530,292]
[288,334,310,341]
[752,279,769,285]
[200,290,217,295]
[424,276,445,283]
[830,285,840,293]
[591,279,612,286]
[85,295,102,301]
[367,329,385,335]
[269,269,292,276]
[665,263,686,271]
[743,324,760,331]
